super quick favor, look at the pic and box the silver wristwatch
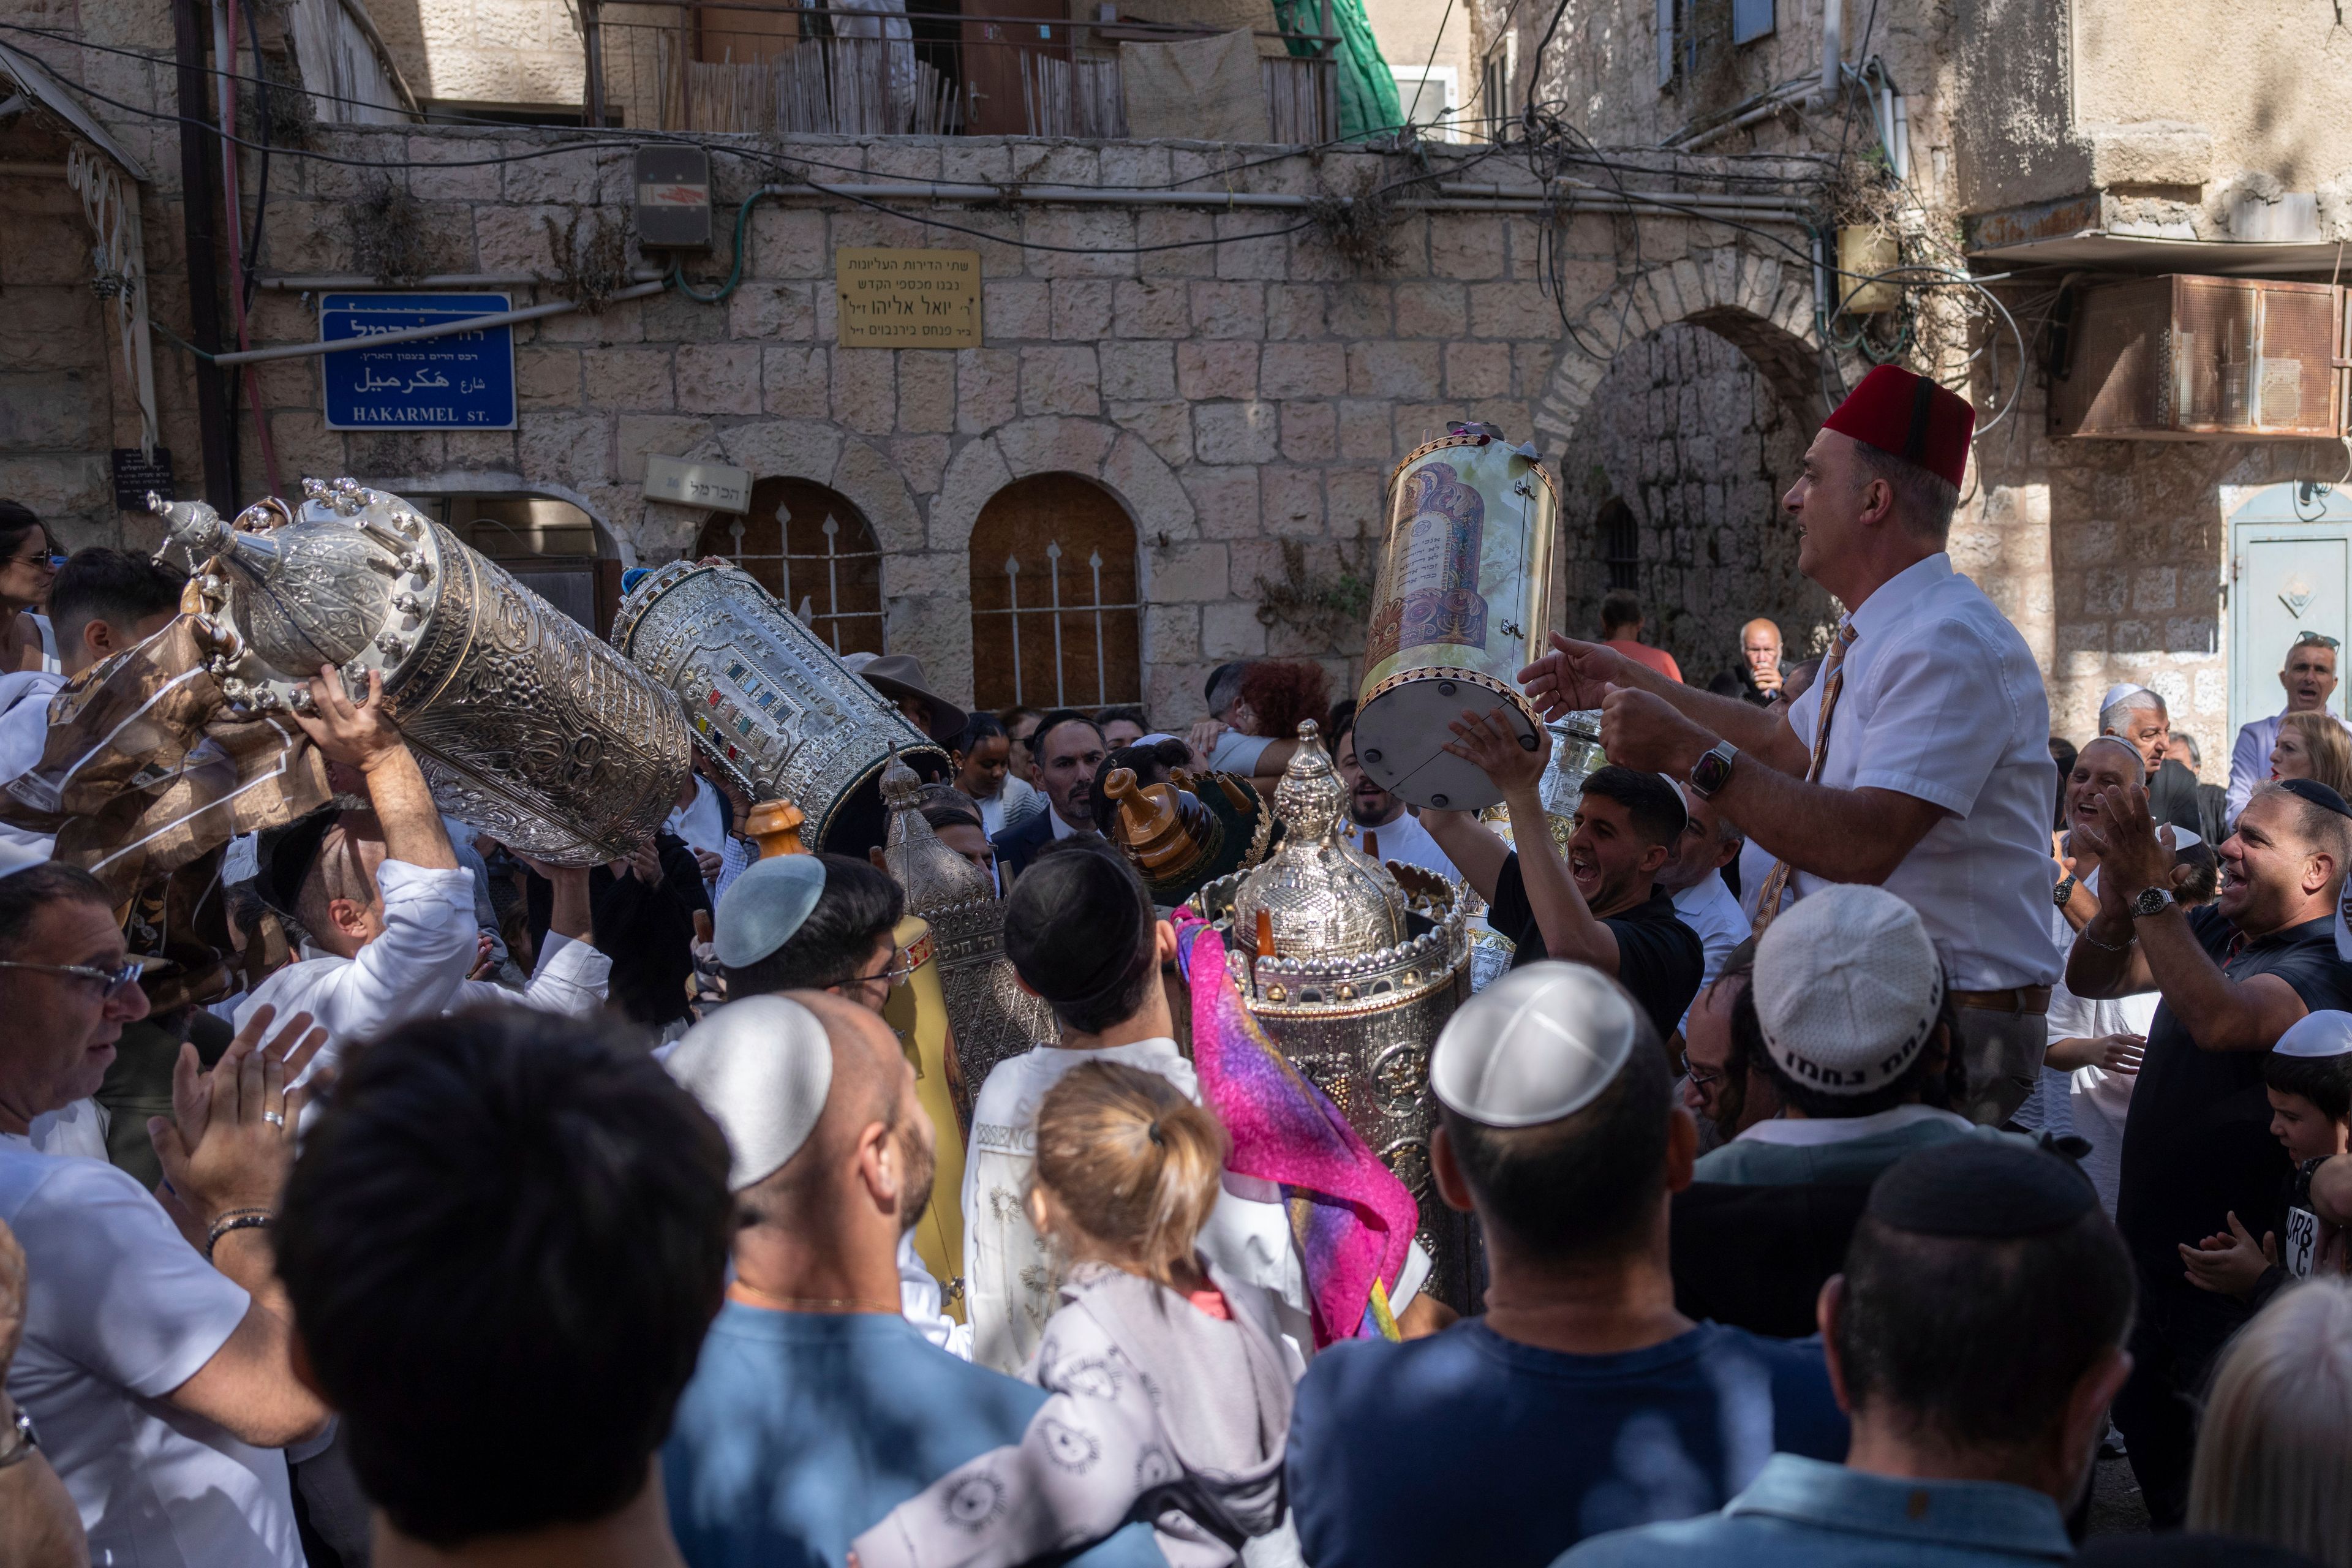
[2131,886,2174,919]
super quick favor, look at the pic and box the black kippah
[1002,842,1153,1016]
[1866,1139,2095,1238]
[2275,775,2352,820]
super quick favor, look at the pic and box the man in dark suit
[989,709,1107,886]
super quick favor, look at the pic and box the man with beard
[661,992,1157,1568]
[989,709,1108,886]
[1331,703,1458,881]
[1424,725,1702,1041]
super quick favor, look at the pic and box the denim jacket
[1555,1453,2075,1568]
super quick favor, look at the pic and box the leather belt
[1950,986,2052,1017]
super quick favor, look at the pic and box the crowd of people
[4,362,2352,1568]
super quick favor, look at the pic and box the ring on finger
[263,1110,285,1128]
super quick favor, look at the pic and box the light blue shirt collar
[1724,1453,2073,1560]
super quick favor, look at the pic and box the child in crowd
[2182,1009,2352,1305]
[855,1063,1292,1568]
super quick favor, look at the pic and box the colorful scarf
[1175,910,1419,1346]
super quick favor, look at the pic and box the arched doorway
[1559,322,1838,676]
[693,477,884,656]
[967,473,1140,710]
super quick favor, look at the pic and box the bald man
[663,990,1158,1568]
[1737,619,1783,705]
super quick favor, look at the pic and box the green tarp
[1272,0,1402,141]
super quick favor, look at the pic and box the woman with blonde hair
[2270,710,2352,798]
[855,1060,1294,1568]
[2186,1276,2352,1566]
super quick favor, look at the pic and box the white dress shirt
[236,861,612,1106]
[0,668,61,859]
[1670,869,1747,989]
[1348,808,1459,883]
[2227,707,2352,824]
[1777,554,2061,990]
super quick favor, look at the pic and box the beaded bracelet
[204,1208,276,1261]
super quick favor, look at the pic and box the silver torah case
[611,559,949,855]
[878,755,1057,1119]
[1188,721,1477,1308]
[152,479,691,865]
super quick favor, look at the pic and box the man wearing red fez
[1512,364,2060,1127]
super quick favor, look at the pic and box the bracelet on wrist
[204,1207,276,1261]
[2076,921,2133,953]
[0,1405,36,1471]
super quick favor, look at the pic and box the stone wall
[1558,320,1834,682]
[213,127,1836,726]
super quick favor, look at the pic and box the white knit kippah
[1753,884,1944,1096]
[1429,962,1639,1127]
[2274,1009,2352,1060]
[663,995,835,1191]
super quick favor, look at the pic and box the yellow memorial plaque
[835,247,984,349]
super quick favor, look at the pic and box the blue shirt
[662,1303,1164,1568]
[1555,1452,2075,1568]
[1284,1319,1848,1568]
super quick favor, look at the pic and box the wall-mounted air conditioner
[2052,275,2342,440]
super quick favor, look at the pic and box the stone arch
[1537,247,1860,679]
[375,471,632,562]
[927,417,1195,558]
[1533,245,1860,445]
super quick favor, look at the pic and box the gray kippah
[663,995,834,1191]
[1867,1139,2095,1238]
[714,854,827,969]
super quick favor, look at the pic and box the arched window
[1597,497,1641,592]
[694,478,884,656]
[967,473,1139,710]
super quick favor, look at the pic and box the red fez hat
[1821,364,1975,491]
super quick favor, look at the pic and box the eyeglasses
[1,552,60,571]
[842,951,918,994]
[1685,1061,1725,1089]
[0,957,146,996]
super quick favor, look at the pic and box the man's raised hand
[1518,635,1634,720]
[292,665,407,774]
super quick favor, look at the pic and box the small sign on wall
[644,453,753,513]
[111,448,174,510]
[835,247,982,349]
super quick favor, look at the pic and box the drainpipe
[1814,0,1841,107]
[173,0,235,508]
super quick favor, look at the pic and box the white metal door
[2225,483,2352,740]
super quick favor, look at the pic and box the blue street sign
[320,293,518,431]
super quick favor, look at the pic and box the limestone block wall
[223,129,1819,723]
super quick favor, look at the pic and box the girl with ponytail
[854,1061,1295,1568]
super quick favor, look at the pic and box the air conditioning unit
[2052,275,2342,440]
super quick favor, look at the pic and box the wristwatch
[2052,875,2078,908]
[1688,741,1738,798]
[2131,886,2174,919]
[0,1403,38,1471]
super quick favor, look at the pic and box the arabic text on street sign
[320,294,519,431]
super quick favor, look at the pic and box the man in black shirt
[1424,718,1703,1039]
[2067,774,2352,1526]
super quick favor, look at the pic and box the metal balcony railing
[589,1,1337,141]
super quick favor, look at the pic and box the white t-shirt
[0,668,62,859]
[2042,867,2160,1215]
[1779,554,2062,990]
[0,1141,303,1567]
[1348,809,1459,884]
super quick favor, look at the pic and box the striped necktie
[1751,619,1860,935]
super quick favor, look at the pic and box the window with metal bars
[692,477,885,655]
[1598,497,1642,592]
[967,473,1142,709]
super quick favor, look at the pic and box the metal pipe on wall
[172,0,236,508]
